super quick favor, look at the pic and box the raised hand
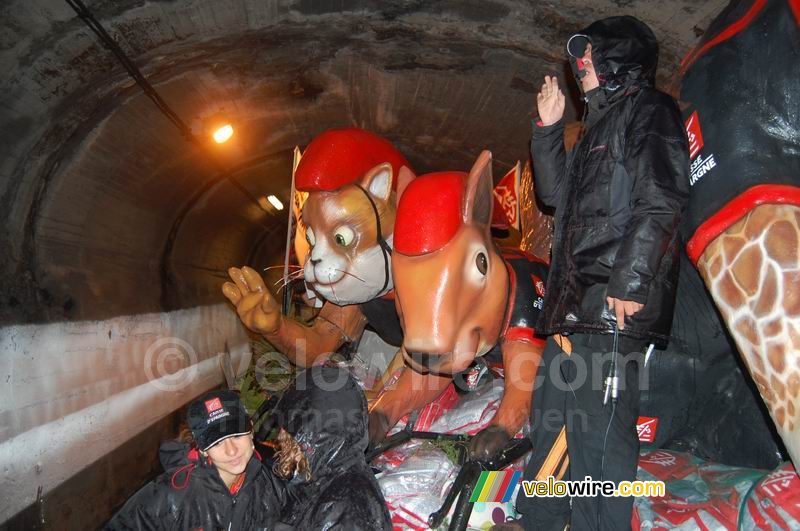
[222,266,282,336]
[536,75,566,126]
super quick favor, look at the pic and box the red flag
[491,161,521,230]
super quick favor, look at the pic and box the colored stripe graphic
[492,471,513,502]
[478,471,498,502]
[486,471,505,501]
[501,472,522,503]
[469,471,522,502]
[470,472,490,502]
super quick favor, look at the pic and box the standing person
[106,390,284,530]
[516,16,689,530]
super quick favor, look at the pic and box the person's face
[205,433,254,483]
[579,43,600,92]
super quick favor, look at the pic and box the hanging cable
[64,0,272,218]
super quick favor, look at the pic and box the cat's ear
[360,163,393,203]
[396,166,416,208]
[463,150,493,227]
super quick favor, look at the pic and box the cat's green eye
[334,226,355,247]
[306,227,315,246]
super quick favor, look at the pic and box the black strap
[355,184,392,294]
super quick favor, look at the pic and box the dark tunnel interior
[0,0,724,326]
[0,0,733,527]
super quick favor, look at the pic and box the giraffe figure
[696,204,800,460]
[680,0,800,463]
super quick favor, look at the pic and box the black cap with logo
[187,390,251,451]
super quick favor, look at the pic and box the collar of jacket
[170,448,263,496]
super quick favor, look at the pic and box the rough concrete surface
[0,0,728,527]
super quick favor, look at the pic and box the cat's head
[293,128,410,306]
[302,164,396,305]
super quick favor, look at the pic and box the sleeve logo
[685,111,704,161]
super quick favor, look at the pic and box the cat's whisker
[275,274,302,293]
[328,272,340,304]
[288,271,306,281]
[263,265,302,272]
[273,269,306,287]
[333,269,366,283]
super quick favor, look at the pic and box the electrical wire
[598,326,620,530]
[64,0,271,218]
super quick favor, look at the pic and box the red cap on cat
[295,128,412,192]
[394,171,466,256]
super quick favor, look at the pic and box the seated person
[271,365,392,530]
[106,390,284,530]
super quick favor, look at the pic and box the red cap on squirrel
[394,171,467,256]
[294,128,412,192]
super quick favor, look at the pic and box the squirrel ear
[396,165,416,207]
[463,150,493,226]
[360,163,393,202]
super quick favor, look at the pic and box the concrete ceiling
[0,0,728,325]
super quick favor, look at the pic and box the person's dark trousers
[516,333,648,531]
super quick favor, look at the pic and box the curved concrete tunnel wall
[0,0,725,526]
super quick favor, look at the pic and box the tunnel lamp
[212,123,234,143]
[267,195,284,211]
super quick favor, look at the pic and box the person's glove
[469,425,512,461]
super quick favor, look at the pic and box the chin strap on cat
[354,183,392,295]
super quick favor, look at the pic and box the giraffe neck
[697,203,800,465]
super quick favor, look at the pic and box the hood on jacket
[159,440,199,472]
[272,365,368,480]
[567,16,658,93]
[157,440,205,491]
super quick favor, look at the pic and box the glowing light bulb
[212,124,233,143]
[267,195,284,211]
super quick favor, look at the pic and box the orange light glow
[212,124,234,143]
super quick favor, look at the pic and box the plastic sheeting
[374,381,526,530]
[635,449,800,530]
[376,435,800,530]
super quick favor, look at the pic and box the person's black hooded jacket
[532,16,690,347]
[274,365,392,531]
[105,441,284,530]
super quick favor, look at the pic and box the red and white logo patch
[685,111,704,161]
[205,398,223,414]
[531,275,546,297]
[636,416,659,443]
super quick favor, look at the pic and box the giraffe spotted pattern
[698,204,800,463]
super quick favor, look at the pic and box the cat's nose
[310,257,321,265]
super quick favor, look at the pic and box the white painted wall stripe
[0,304,251,522]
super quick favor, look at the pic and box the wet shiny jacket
[533,16,690,347]
[274,365,392,531]
[105,441,284,530]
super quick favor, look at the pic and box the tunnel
[1,0,733,528]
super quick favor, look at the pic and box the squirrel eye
[476,253,488,275]
[333,226,355,247]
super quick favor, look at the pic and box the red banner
[491,161,521,230]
